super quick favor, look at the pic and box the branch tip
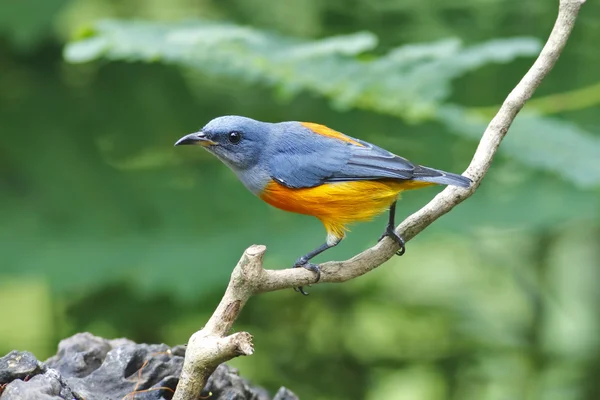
[231,332,254,356]
[245,244,267,257]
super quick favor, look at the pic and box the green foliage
[439,106,600,188]
[65,20,539,121]
[64,20,600,188]
[0,0,67,49]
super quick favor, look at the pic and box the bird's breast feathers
[259,178,431,238]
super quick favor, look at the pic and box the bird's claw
[379,226,406,256]
[292,259,321,295]
[293,286,310,296]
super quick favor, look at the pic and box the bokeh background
[1,1,599,399]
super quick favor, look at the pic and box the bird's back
[259,122,442,237]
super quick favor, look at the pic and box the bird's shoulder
[264,122,353,189]
[297,122,367,148]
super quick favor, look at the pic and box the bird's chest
[258,179,401,219]
[233,166,272,196]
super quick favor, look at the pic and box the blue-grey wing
[327,139,416,182]
[266,129,417,188]
[330,138,471,187]
[267,129,352,188]
[267,123,470,189]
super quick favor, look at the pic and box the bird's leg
[378,201,406,256]
[293,235,341,295]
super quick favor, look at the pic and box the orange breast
[260,179,434,239]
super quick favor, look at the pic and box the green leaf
[63,20,600,188]
[63,36,109,63]
[438,105,600,188]
[64,20,540,121]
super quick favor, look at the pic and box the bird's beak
[174,131,216,147]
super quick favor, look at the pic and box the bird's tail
[412,165,472,188]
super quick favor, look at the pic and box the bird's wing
[266,127,352,188]
[327,139,416,182]
[329,140,472,187]
[267,123,417,189]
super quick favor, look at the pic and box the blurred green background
[1,0,599,399]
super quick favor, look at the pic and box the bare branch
[173,1,586,399]
[173,246,264,398]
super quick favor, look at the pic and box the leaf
[63,36,109,63]
[63,20,600,188]
[438,105,600,188]
[64,20,540,121]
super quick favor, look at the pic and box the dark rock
[65,342,182,400]
[202,364,271,400]
[170,345,187,357]
[45,332,113,378]
[1,370,63,400]
[0,351,41,384]
[0,333,298,400]
[273,387,299,400]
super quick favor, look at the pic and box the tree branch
[173,1,586,398]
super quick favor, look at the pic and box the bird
[175,116,471,294]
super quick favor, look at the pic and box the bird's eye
[228,131,242,144]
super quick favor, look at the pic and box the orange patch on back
[260,179,433,239]
[300,122,365,147]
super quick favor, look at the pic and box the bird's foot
[292,257,321,296]
[378,226,406,256]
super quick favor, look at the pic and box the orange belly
[260,179,434,239]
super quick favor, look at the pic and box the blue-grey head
[174,115,270,170]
